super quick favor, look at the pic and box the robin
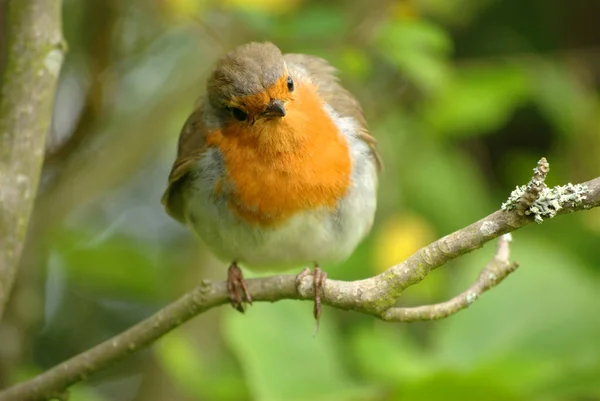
[162,42,381,325]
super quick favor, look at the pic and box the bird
[161,42,381,326]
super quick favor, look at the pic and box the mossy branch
[0,159,598,401]
[0,0,65,321]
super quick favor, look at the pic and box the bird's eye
[229,107,247,121]
[287,76,294,92]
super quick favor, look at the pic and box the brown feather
[161,106,208,222]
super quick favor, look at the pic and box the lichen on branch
[501,157,588,223]
[502,182,588,223]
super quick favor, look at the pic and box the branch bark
[382,233,518,321]
[0,0,65,321]
[0,163,598,401]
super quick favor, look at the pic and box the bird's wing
[161,101,208,223]
[283,53,382,171]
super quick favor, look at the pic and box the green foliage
[376,19,453,93]
[531,61,597,136]
[424,65,530,137]
[7,0,600,400]
[224,302,374,401]
[55,228,166,300]
[155,332,207,398]
[435,237,600,400]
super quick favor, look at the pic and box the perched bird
[162,42,380,324]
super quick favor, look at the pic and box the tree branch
[382,233,518,321]
[0,0,65,321]
[1,161,599,401]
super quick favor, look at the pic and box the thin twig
[516,157,550,215]
[382,234,518,321]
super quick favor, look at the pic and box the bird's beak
[261,99,286,118]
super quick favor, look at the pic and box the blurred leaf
[277,4,349,40]
[155,331,206,398]
[68,386,111,401]
[418,0,496,27]
[397,134,494,231]
[540,362,600,400]
[424,64,530,137]
[392,370,526,401]
[155,328,248,400]
[389,0,420,20]
[580,208,600,236]
[56,229,164,300]
[434,236,600,397]
[159,0,205,21]
[351,326,526,401]
[339,47,372,80]
[357,235,600,400]
[376,19,452,93]
[350,324,434,385]
[222,0,303,15]
[224,302,374,401]
[530,61,595,136]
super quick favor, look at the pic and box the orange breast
[205,83,351,226]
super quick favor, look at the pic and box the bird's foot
[296,265,327,334]
[227,262,252,313]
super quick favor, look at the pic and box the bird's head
[207,42,295,126]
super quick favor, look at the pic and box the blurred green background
[1,0,600,400]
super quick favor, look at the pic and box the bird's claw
[295,265,327,334]
[227,263,252,313]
